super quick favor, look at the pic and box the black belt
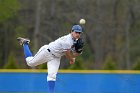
[47,49,51,52]
[47,49,55,56]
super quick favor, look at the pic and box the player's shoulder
[59,34,73,48]
[57,34,73,47]
[60,33,71,41]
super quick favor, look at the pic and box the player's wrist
[73,58,75,62]
[70,58,74,62]
[69,58,75,64]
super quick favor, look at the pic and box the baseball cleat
[17,37,30,45]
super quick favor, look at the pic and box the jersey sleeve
[60,37,72,52]
[61,41,72,51]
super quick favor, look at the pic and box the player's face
[72,31,81,39]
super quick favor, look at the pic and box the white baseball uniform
[25,33,74,81]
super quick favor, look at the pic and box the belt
[47,49,55,56]
[47,49,51,52]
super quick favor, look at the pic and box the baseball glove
[74,38,84,54]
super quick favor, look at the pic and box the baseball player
[17,24,84,93]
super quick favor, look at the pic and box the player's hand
[70,58,75,64]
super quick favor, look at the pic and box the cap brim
[74,30,82,33]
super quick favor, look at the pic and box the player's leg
[25,46,52,67]
[17,37,49,67]
[47,57,60,93]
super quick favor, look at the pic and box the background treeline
[0,0,140,70]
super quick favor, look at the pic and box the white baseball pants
[25,45,60,81]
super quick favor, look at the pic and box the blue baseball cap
[72,25,82,32]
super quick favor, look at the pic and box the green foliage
[1,0,140,70]
[0,0,20,22]
[132,57,140,70]
[129,21,140,62]
[69,57,84,70]
[102,55,116,70]
[15,25,27,37]
[38,63,47,69]
[82,44,93,61]
[3,52,18,69]
[81,45,94,69]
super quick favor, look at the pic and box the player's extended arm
[65,50,75,64]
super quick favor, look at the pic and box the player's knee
[26,57,36,67]
[27,61,36,67]
[47,73,57,81]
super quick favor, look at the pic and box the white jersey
[48,33,74,57]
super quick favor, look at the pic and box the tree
[3,52,18,69]
[102,55,116,70]
[0,0,20,67]
[0,0,20,22]
[132,57,140,70]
